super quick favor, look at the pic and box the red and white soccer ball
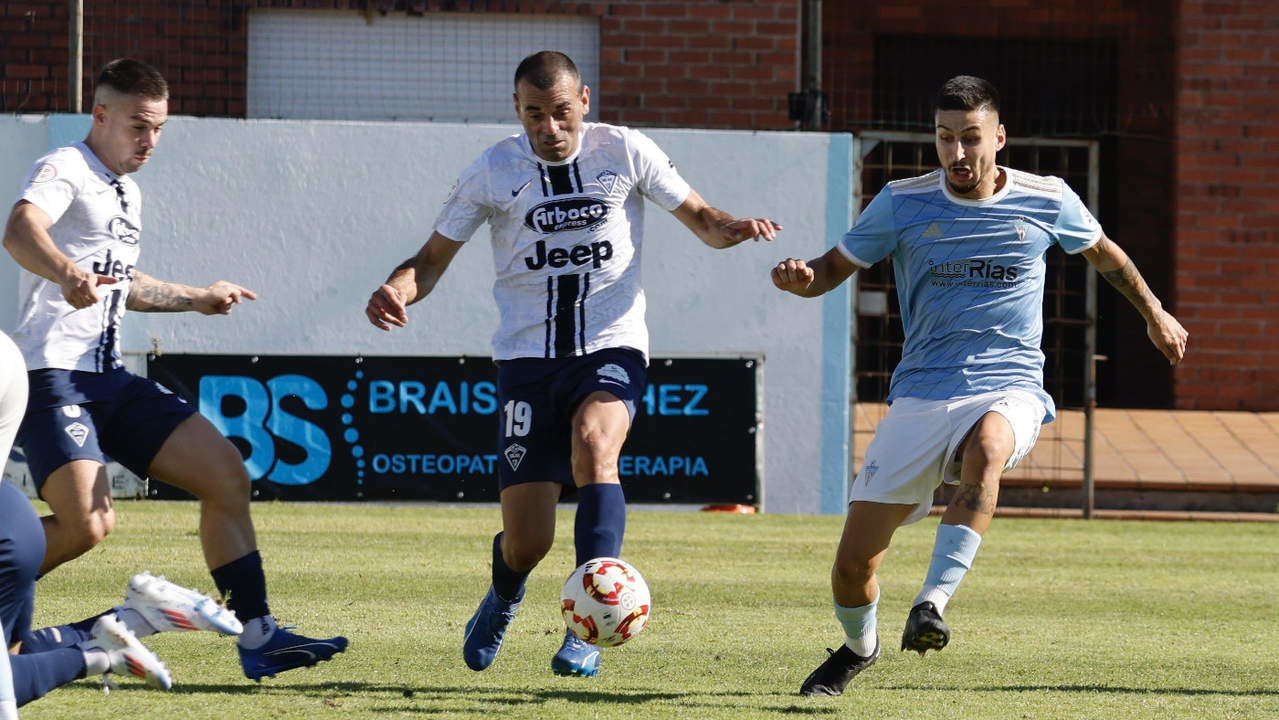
[560,557,651,648]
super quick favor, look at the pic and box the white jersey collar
[522,125,588,166]
[938,166,1011,207]
[73,141,120,183]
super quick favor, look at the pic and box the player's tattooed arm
[1085,236,1160,317]
[1082,234,1188,365]
[127,272,256,314]
[126,271,196,312]
[1100,260,1160,318]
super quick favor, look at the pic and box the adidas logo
[504,443,527,471]
[922,223,943,239]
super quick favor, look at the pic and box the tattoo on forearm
[952,481,998,516]
[1100,259,1159,313]
[127,279,195,312]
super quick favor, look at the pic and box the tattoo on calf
[953,481,998,515]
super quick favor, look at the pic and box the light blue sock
[833,593,878,657]
[914,523,982,615]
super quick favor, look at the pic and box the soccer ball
[560,557,651,647]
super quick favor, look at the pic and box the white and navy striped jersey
[434,122,691,361]
[12,143,141,373]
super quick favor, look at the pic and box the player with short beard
[365,50,781,678]
[773,75,1187,696]
[2,58,346,681]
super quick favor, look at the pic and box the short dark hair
[96,58,168,101]
[935,75,999,115]
[513,51,581,92]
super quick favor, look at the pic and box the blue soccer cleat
[551,629,601,678]
[462,585,523,671]
[238,626,348,681]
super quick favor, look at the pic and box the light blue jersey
[837,167,1101,422]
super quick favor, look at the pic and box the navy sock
[10,648,85,706]
[574,483,626,567]
[490,532,529,603]
[19,617,96,654]
[211,551,271,622]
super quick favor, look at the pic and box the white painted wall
[1,116,853,514]
[0,116,51,330]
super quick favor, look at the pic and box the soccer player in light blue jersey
[774,76,1188,697]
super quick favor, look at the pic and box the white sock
[82,648,110,675]
[237,615,278,649]
[113,606,158,638]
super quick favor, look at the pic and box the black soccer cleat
[900,601,949,656]
[799,639,881,696]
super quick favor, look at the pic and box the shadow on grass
[169,682,840,715]
[886,683,1279,698]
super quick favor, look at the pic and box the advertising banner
[146,354,761,505]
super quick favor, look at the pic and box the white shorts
[850,390,1045,526]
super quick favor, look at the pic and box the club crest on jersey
[504,443,527,471]
[108,216,140,245]
[33,163,57,183]
[524,198,609,234]
[596,170,618,195]
[64,421,90,448]
[1014,218,1027,241]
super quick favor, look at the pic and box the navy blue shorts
[0,480,44,645]
[495,347,647,490]
[17,368,196,494]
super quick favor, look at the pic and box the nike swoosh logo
[512,180,533,197]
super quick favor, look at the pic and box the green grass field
[24,501,1279,719]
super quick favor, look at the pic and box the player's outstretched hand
[721,217,782,245]
[1148,308,1188,365]
[198,281,258,315]
[772,258,815,294]
[366,284,409,331]
[60,271,118,309]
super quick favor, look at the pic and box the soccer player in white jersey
[773,76,1188,696]
[2,58,346,681]
[365,50,781,677]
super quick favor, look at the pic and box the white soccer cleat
[124,570,243,636]
[89,614,173,691]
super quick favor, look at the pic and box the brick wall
[823,0,1182,410]
[0,1,802,128]
[1173,0,1279,410]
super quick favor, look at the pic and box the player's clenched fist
[772,258,815,294]
[366,284,409,331]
